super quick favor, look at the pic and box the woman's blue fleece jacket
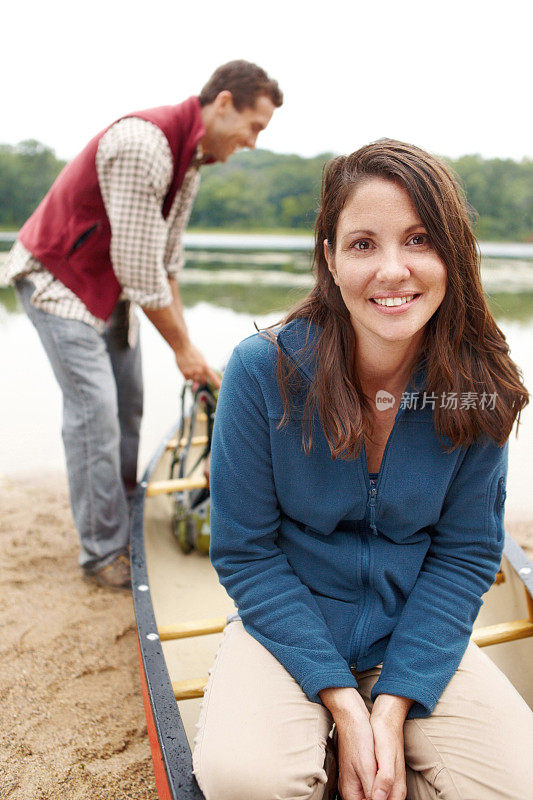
[209,318,508,718]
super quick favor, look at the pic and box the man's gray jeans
[16,278,143,571]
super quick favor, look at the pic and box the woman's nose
[376,249,411,282]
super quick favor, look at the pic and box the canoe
[131,388,533,800]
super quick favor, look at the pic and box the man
[3,60,282,589]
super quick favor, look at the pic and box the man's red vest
[19,96,205,320]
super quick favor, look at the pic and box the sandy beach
[0,473,157,800]
[1,471,533,800]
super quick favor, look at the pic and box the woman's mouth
[369,294,421,313]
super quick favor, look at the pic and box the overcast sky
[2,0,531,162]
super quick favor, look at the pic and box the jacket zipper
[363,398,408,536]
[350,531,371,666]
[367,478,378,536]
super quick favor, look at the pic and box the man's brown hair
[199,60,283,111]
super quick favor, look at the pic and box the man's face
[201,92,276,162]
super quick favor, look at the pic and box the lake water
[2,248,533,520]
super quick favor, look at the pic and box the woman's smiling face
[324,177,447,351]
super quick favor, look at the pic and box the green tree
[0,140,65,227]
[1,138,531,241]
[449,155,533,241]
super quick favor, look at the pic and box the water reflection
[180,283,307,315]
[0,286,19,315]
[3,264,533,321]
[487,293,533,324]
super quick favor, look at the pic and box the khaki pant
[193,620,533,800]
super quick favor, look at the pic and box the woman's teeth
[373,294,416,307]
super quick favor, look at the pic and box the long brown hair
[270,139,528,459]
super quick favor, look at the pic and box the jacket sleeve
[371,436,508,718]
[210,345,358,703]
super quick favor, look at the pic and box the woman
[193,140,533,800]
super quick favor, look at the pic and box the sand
[1,472,533,800]
[0,473,157,800]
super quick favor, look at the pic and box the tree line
[1,139,531,241]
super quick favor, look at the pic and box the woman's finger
[371,720,406,800]
[338,768,366,800]
[372,768,395,800]
[336,716,377,800]
[386,753,407,800]
[347,740,377,799]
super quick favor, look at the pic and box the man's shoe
[84,553,131,590]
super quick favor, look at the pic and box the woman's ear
[323,239,338,285]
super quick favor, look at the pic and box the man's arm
[96,118,220,386]
[142,277,220,386]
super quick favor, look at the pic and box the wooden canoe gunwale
[131,421,204,800]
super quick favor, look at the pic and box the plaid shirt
[3,117,201,340]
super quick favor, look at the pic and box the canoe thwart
[159,617,227,641]
[166,435,209,450]
[172,678,208,701]
[166,616,533,703]
[473,619,533,648]
[146,476,208,496]
[168,620,533,703]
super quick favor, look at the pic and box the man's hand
[142,279,221,389]
[368,695,412,800]
[175,341,222,388]
[319,687,377,800]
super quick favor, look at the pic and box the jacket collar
[276,316,427,395]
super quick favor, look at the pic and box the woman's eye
[352,239,372,251]
[409,234,430,246]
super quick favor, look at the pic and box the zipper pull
[368,482,378,536]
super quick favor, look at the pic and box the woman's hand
[368,694,412,800]
[319,687,377,799]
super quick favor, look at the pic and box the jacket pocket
[68,223,98,255]
[485,473,506,549]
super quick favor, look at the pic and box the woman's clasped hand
[320,687,410,800]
